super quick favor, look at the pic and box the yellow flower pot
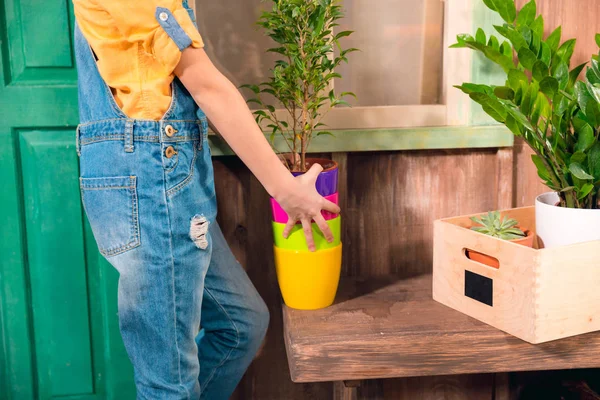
[274,244,342,310]
[272,216,341,251]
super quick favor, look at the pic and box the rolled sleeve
[152,3,204,72]
[73,0,204,120]
[94,0,204,72]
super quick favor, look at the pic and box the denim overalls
[73,6,269,399]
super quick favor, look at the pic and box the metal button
[159,12,169,21]
[165,146,177,158]
[165,125,176,137]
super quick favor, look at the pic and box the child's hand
[274,164,341,252]
[176,48,340,250]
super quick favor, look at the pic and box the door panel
[0,1,135,399]
[20,130,94,397]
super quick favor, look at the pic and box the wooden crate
[433,206,600,344]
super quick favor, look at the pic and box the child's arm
[175,47,340,251]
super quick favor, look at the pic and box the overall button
[165,146,177,158]
[165,125,176,137]
[159,12,169,21]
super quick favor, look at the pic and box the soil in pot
[281,156,337,174]
[466,229,535,269]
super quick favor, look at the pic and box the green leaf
[546,26,562,53]
[532,154,551,180]
[519,25,533,45]
[505,114,523,136]
[483,0,497,11]
[494,86,515,100]
[476,28,486,44]
[508,69,529,90]
[569,162,595,180]
[491,0,517,23]
[514,84,524,105]
[577,183,594,200]
[469,92,508,122]
[596,33,600,48]
[240,84,260,94]
[316,131,334,137]
[521,81,539,115]
[517,0,536,26]
[531,92,550,126]
[588,142,600,180]
[494,25,528,51]
[532,60,549,81]
[488,35,500,51]
[571,151,587,164]
[454,83,493,95]
[552,61,569,90]
[539,42,551,65]
[569,62,588,88]
[539,76,559,97]
[530,15,544,38]
[505,103,535,132]
[557,39,577,64]
[575,124,595,152]
[530,32,541,56]
[518,47,538,69]
[586,59,600,84]
[500,41,513,57]
[340,91,357,99]
[586,81,600,104]
[334,30,353,40]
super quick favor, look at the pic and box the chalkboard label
[465,270,493,307]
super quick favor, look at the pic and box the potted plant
[452,0,600,248]
[467,211,534,268]
[242,0,357,309]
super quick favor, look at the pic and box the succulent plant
[470,211,526,240]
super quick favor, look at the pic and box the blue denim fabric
[155,7,193,51]
[74,16,269,400]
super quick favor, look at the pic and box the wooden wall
[215,1,600,398]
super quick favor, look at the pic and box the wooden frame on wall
[265,0,473,130]
[193,0,513,154]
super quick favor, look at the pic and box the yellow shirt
[73,0,204,120]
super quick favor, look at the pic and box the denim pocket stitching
[80,176,141,257]
[165,151,179,173]
[166,144,198,198]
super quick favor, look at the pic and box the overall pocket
[80,176,141,257]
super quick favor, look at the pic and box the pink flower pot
[271,193,339,223]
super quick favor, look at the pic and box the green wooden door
[0,1,135,399]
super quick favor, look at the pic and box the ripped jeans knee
[190,215,210,250]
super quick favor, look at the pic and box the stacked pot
[271,159,342,310]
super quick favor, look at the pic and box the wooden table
[283,274,600,396]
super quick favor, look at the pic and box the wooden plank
[208,125,514,156]
[344,148,503,277]
[333,381,358,400]
[331,153,352,276]
[495,148,514,210]
[381,374,494,400]
[513,138,549,208]
[283,274,600,383]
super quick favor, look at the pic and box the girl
[73,0,340,398]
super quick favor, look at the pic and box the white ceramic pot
[535,192,600,248]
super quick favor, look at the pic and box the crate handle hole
[463,248,500,269]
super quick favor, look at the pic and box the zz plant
[453,0,600,209]
[242,0,357,172]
